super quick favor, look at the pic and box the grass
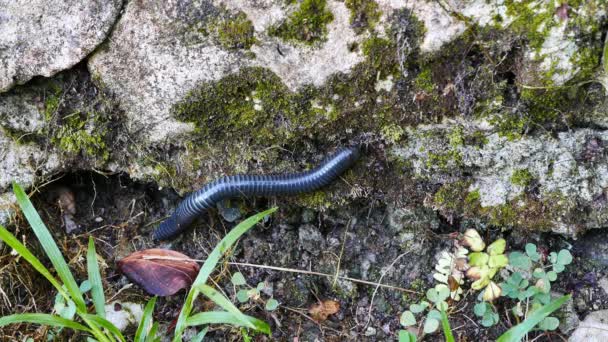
[0,183,127,341]
[0,182,572,340]
[172,207,277,340]
[0,182,276,340]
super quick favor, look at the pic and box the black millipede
[153,146,360,240]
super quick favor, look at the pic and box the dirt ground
[0,170,606,341]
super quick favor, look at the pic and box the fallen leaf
[118,249,200,296]
[308,300,340,322]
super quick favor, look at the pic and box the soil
[1,170,607,341]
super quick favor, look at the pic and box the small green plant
[399,284,450,336]
[473,301,499,327]
[171,208,277,341]
[498,243,572,331]
[232,272,280,312]
[0,183,160,341]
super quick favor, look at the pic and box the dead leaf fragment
[308,300,340,322]
[118,249,200,296]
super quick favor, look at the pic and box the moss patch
[345,0,381,34]
[510,169,534,187]
[269,0,334,45]
[52,111,109,160]
[207,12,256,50]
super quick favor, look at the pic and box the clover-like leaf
[410,301,429,314]
[435,284,451,302]
[525,243,540,262]
[487,239,506,256]
[538,316,560,331]
[423,317,439,334]
[400,311,416,327]
[549,252,558,264]
[436,301,449,311]
[557,250,573,265]
[481,311,499,327]
[231,272,247,286]
[473,302,487,316]
[489,254,508,268]
[469,252,489,267]
[463,229,485,252]
[547,271,557,281]
[509,251,532,270]
[237,289,250,303]
[472,276,491,290]
[482,282,502,301]
[265,298,279,311]
[553,263,565,273]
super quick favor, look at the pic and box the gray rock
[558,294,580,334]
[216,199,242,222]
[0,0,122,92]
[569,310,608,341]
[298,224,324,255]
[394,127,608,234]
[88,0,364,142]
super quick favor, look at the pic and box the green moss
[295,191,331,209]
[362,36,399,79]
[208,12,257,50]
[433,181,485,219]
[425,150,463,171]
[381,123,404,143]
[174,67,330,144]
[414,67,434,93]
[268,0,334,44]
[448,126,465,147]
[52,111,109,160]
[344,0,381,34]
[510,169,534,187]
[43,84,63,121]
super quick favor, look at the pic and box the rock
[599,277,608,294]
[104,301,144,332]
[394,128,608,234]
[298,224,325,255]
[558,294,580,334]
[88,0,364,142]
[0,0,122,92]
[0,132,60,192]
[216,199,242,222]
[569,310,608,341]
[386,204,438,252]
[378,1,605,86]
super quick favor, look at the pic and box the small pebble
[95,217,103,222]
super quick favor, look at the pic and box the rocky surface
[569,309,608,341]
[0,0,122,92]
[0,0,607,340]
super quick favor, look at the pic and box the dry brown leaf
[117,249,200,296]
[308,300,340,322]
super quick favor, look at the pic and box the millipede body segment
[153,146,360,240]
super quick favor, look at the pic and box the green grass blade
[13,182,85,310]
[497,294,570,342]
[196,285,255,330]
[198,284,273,334]
[87,237,106,319]
[0,313,91,332]
[440,310,455,342]
[135,296,157,342]
[191,327,208,342]
[172,207,277,341]
[0,225,69,300]
[145,322,160,342]
[186,311,270,334]
[82,314,126,342]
